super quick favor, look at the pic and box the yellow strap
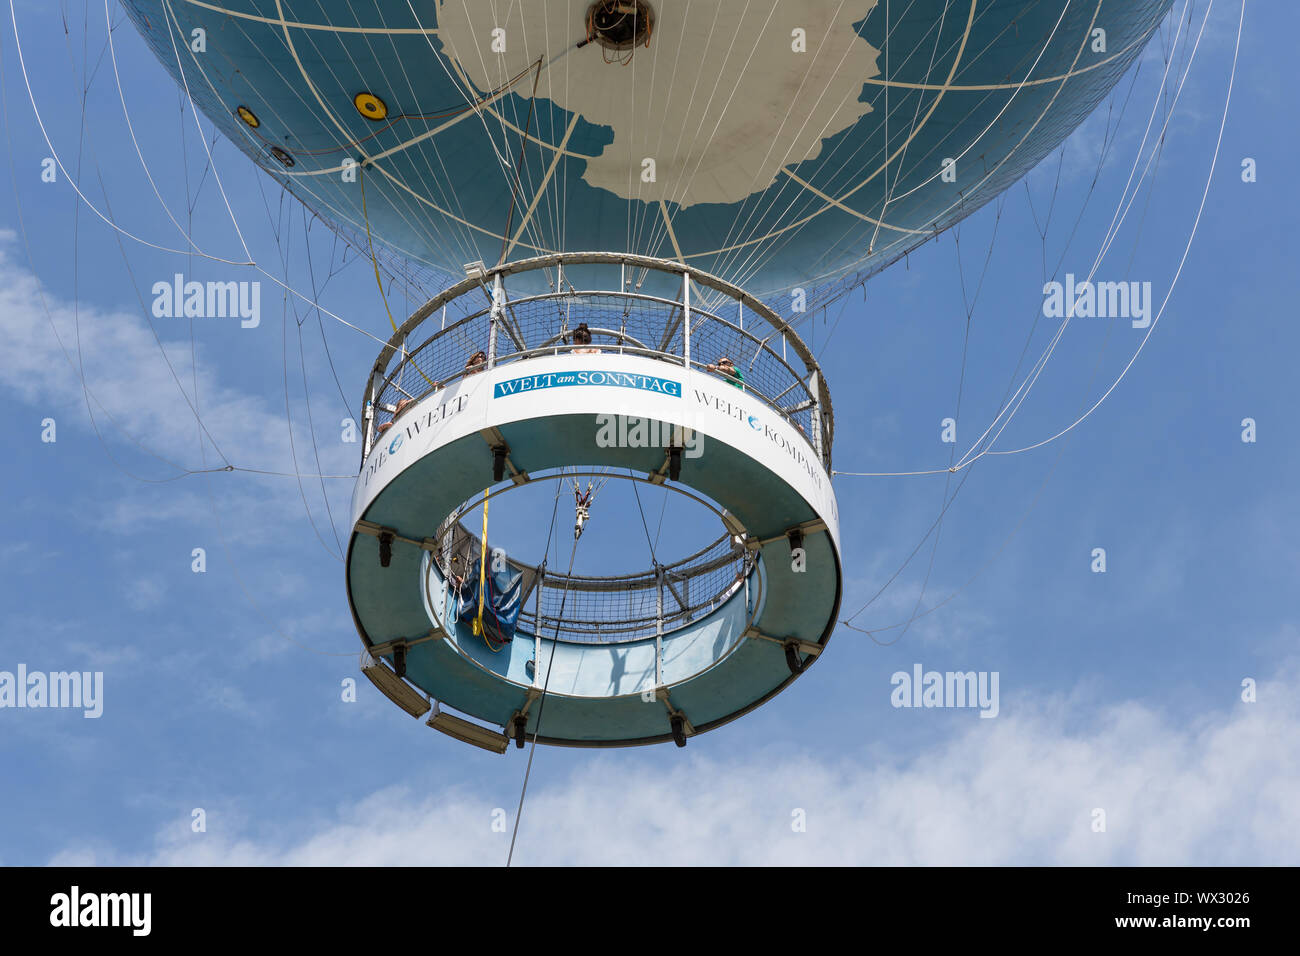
[473,490,489,637]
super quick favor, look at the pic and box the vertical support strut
[654,563,665,689]
[440,523,454,578]
[398,333,409,403]
[488,272,503,370]
[533,565,543,688]
[682,271,691,369]
[808,369,823,463]
[363,380,377,460]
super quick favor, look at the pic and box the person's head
[466,350,487,371]
[717,356,736,372]
[573,323,592,346]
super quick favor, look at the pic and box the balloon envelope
[122,0,1174,297]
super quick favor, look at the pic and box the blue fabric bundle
[454,550,523,646]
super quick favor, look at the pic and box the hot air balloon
[121,0,1175,750]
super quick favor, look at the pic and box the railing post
[655,563,664,687]
[488,272,503,369]
[682,271,691,369]
[808,369,823,464]
[533,567,543,688]
[363,380,377,460]
[399,333,409,399]
[440,523,454,576]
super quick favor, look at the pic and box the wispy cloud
[125,577,166,611]
[49,660,1300,866]
[0,239,356,544]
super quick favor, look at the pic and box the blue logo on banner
[494,370,682,399]
[388,434,404,455]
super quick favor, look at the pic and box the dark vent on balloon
[586,1,654,53]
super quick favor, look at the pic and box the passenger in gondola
[376,397,414,436]
[705,355,745,390]
[379,349,484,436]
[434,350,487,391]
[571,323,602,355]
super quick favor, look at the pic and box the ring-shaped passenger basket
[347,254,841,751]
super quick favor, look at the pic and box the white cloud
[0,239,356,552]
[125,577,165,610]
[50,661,1300,866]
[0,239,355,494]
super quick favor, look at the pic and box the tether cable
[507,475,578,867]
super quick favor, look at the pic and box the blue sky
[2,0,1297,865]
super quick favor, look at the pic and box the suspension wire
[360,165,403,337]
[19,11,227,482]
[359,166,439,398]
[7,0,245,261]
[978,0,1238,460]
[840,195,1005,628]
[6,3,383,490]
[289,209,356,552]
[630,476,661,567]
[832,0,1209,479]
[506,472,568,867]
[713,0,1073,303]
[877,210,985,642]
[842,0,1235,639]
[279,211,346,561]
[11,0,401,354]
[4,9,357,658]
[837,12,1161,622]
[652,481,669,554]
[15,2,1235,662]
[943,0,1216,471]
[301,215,355,417]
[176,55,352,658]
[499,55,545,266]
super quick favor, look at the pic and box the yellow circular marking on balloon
[236,105,260,129]
[353,92,388,121]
